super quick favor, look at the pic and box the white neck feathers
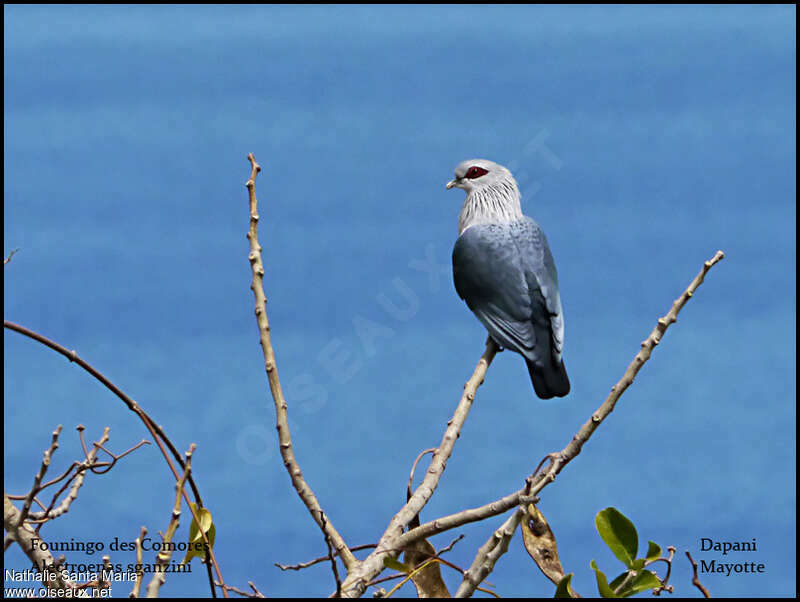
[458,180,523,235]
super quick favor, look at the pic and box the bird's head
[448,159,523,234]
[446,159,515,194]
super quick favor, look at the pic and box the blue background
[4,5,795,598]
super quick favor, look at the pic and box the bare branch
[455,508,523,597]
[245,153,356,571]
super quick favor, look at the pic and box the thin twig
[685,551,711,598]
[435,533,465,556]
[216,581,266,598]
[248,582,266,598]
[145,444,196,598]
[16,425,62,529]
[407,448,437,499]
[364,573,406,589]
[32,428,109,528]
[370,533,468,596]
[320,512,342,597]
[649,545,676,595]
[31,441,143,525]
[275,544,377,572]
[130,526,148,598]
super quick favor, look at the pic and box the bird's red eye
[465,166,489,179]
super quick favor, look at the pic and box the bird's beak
[446,179,458,190]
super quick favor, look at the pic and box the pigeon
[448,159,570,399]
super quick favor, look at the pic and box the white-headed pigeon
[448,159,570,399]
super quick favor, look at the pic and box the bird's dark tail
[526,358,570,399]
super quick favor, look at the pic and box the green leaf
[554,573,575,598]
[383,556,412,573]
[622,570,662,597]
[590,560,619,598]
[595,508,638,568]
[646,541,662,561]
[608,569,663,598]
[608,571,629,591]
[182,503,216,565]
[630,558,645,571]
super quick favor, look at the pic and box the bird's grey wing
[453,220,565,364]
[514,217,565,360]
[452,224,539,356]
